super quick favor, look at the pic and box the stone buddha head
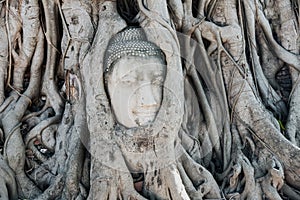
[104,27,166,128]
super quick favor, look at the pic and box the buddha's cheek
[109,87,134,126]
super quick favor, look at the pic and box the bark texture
[0,0,299,199]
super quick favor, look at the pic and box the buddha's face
[106,56,166,128]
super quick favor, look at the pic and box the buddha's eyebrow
[120,71,137,79]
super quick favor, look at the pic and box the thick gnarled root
[0,156,17,200]
[141,147,221,199]
[178,149,221,199]
[88,166,146,200]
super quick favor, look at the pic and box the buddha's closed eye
[120,75,137,84]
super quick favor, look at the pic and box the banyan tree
[0,0,299,199]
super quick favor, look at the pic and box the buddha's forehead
[110,56,166,78]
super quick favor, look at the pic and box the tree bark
[0,0,299,199]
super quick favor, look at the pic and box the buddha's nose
[137,83,158,108]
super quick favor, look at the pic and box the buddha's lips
[132,109,158,116]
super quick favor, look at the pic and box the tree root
[62,125,85,199]
[41,0,64,116]
[243,1,288,120]
[282,184,300,200]
[0,0,299,199]
[33,174,64,200]
[12,0,40,91]
[0,13,8,105]
[252,3,300,71]
[24,115,60,146]
[0,155,17,200]
[178,148,221,199]
[285,65,300,146]
[88,163,147,200]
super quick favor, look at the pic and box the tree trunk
[0,0,299,199]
